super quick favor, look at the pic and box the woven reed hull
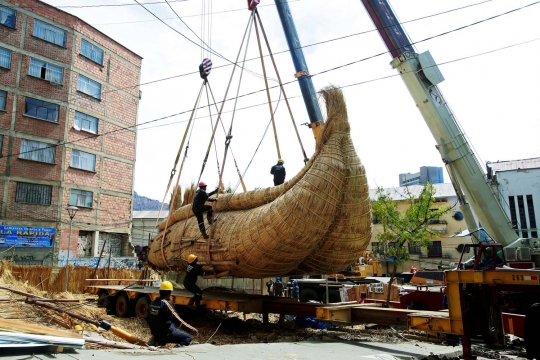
[148,87,372,278]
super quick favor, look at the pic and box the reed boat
[148,87,372,278]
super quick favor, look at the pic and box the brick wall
[0,52,18,88]
[66,109,103,151]
[99,194,131,227]
[71,73,105,115]
[0,92,14,129]
[106,90,138,126]
[101,158,133,194]
[108,57,139,98]
[4,181,60,221]
[60,188,97,225]
[0,135,7,174]
[19,55,69,101]
[73,37,108,82]
[58,226,79,253]
[103,122,135,160]
[10,137,62,181]
[64,147,100,188]
[23,16,73,64]
[14,95,66,140]
[0,10,23,47]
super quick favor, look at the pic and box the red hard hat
[198,181,207,187]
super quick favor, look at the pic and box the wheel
[135,296,150,320]
[324,290,342,304]
[97,291,108,308]
[115,294,132,318]
[299,288,319,303]
[525,303,540,359]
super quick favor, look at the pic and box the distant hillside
[133,192,168,211]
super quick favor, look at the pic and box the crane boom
[360,0,519,246]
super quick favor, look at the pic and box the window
[33,19,66,47]
[71,149,96,171]
[74,111,98,134]
[408,243,422,254]
[0,90,6,111]
[0,6,16,28]
[15,182,52,205]
[527,195,538,238]
[80,39,103,65]
[77,75,101,99]
[0,47,11,69]
[428,241,443,257]
[24,97,59,122]
[69,189,93,208]
[371,242,384,255]
[29,58,63,84]
[0,135,3,153]
[20,139,55,163]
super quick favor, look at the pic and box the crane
[359,0,539,264]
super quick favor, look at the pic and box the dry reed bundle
[148,86,372,277]
[182,183,196,206]
[169,185,183,212]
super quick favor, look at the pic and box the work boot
[187,297,196,310]
[207,216,214,225]
[201,232,209,240]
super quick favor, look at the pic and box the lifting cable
[156,82,205,269]
[196,12,254,186]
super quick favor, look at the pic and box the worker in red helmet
[192,181,218,239]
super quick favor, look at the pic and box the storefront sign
[0,226,55,247]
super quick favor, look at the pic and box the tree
[371,183,452,306]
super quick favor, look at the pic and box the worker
[147,281,196,347]
[183,254,205,309]
[192,181,218,239]
[270,159,286,186]
[274,276,284,297]
[290,279,299,301]
[266,279,274,296]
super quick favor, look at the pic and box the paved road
[1,340,463,360]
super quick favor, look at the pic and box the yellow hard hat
[159,281,173,291]
[187,254,198,263]
[278,159,284,163]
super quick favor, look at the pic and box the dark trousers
[273,178,284,186]
[156,327,192,346]
[184,282,203,306]
[193,205,213,233]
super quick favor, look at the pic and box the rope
[253,9,281,160]
[197,13,254,186]
[204,82,222,189]
[158,82,205,269]
[255,10,308,163]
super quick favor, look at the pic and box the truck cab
[458,243,534,270]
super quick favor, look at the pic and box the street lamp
[64,205,79,292]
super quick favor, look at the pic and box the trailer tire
[115,294,131,318]
[135,296,151,320]
[299,288,319,303]
[525,303,540,360]
[324,290,341,304]
[97,291,108,308]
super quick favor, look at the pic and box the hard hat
[187,254,198,263]
[292,279,298,285]
[276,276,281,281]
[159,281,173,291]
[277,159,284,164]
[198,181,207,187]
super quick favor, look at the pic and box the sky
[42,0,540,201]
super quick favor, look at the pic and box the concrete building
[368,183,471,273]
[0,0,141,266]
[399,166,444,187]
[487,157,540,239]
[132,210,168,248]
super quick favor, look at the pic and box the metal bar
[274,0,323,126]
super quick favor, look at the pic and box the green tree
[371,183,452,305]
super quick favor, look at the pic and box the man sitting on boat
[270,159,286,186]
[192,181,218,239]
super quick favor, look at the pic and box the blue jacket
[147,297,184,338]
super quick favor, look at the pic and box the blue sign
[0,226,55,248]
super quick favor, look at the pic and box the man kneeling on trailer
[184,254,205,309]
[147,281,197,347]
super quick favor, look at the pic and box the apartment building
[0,0,142,265]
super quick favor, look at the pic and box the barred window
[0,6,16,28]
[24,97,59,122]
[74,111,98,134]
[69,189,93,208]
[70,149,96,171]
[20,139,55,163]
[80,39,103,65]
[77,75,101,99]
[15,182,52,205]
[33,19,66,47]
[0,46,11,69]
[428,241,443,257]
[0,90,6,111]
[29,58,63,84]
[408,243,422,254]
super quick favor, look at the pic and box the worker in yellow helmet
[147,281,198,347]
[183,254,205,309]
[270,159,286,186]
